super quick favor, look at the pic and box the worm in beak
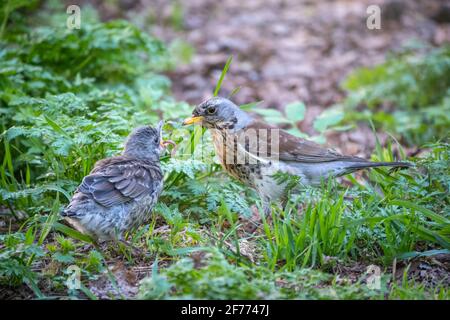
[160,140,177,157]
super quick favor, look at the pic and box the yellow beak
[182,116,204,126]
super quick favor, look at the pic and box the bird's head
[183,97,251,130]
[123,121,175,160]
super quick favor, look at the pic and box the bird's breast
[210,130,258,185]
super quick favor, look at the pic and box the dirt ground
[149,0,449,109]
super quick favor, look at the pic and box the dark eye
[207,106,216,114]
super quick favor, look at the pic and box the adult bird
[61,121,175,241]
[183,97,411,215]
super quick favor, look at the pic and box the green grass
[0,1,449,300]
[341,44,450,146]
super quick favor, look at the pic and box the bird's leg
[118,239,146,258]
[241,205,263,233]
[93,241,102,253]
[259,195,273,226]
[104,229,146,258]
[280,196,289,213]
[239,197,272,233]
[263,203,271,217]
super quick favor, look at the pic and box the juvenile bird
[62,121,174,241]
[183,97,411,214]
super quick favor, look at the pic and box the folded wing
[244,120,365,163]
[78,157,163,208]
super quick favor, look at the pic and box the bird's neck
[122,148,160,163]
[234,109,252,130]
[215,109,251,132]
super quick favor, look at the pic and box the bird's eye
[207,106,216,115]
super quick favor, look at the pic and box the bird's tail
[344,160,412,174]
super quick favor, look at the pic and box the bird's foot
[113,240,148,259]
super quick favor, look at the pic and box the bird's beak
[182,116,204,126]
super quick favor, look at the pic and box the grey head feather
[123,124,162,161]
[195,97,252,131]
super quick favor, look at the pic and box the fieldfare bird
[62,121,174,241]
[183,97,411,214]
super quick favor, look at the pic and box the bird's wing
[77,157,163,208]
[244,120,364,163]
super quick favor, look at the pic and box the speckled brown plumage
[184,97,411,214]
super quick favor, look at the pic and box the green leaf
[53,252,75,263]
[285,102,305,122]
[52,222,94,244]
[44,115,71,138]
[389,200,449,225]
[313,108,344,133]
[397,249,450,260]
[254,108,287,124]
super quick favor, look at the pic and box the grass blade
[213,56,232,97]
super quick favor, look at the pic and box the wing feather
[244,120,364,163]
[76,157,163,208]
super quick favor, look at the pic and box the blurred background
[72,0,450,155]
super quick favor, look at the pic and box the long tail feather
[349,161,411,170]
[343,161,412,175]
